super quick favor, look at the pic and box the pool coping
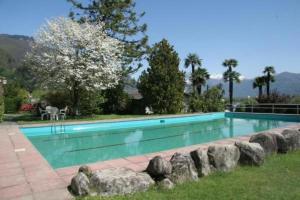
[19,112,300,128]
[1,121,300,200]
[18,112,222,128]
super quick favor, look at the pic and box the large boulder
[146,156,172,180]
[281,129,300,151]
[169,153,198,184]
[90,168,154,196]
[190,148,211,177]
[69,172,90,196]
[249,132,288,155]
[207,145,240,172]
[158,178,174,190]
[249,132,277,155]
[235,141,265,166]
[78,165,93,178]
[271,133,288,153]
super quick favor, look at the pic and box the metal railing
[227,104,300,115]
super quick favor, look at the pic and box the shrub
[3,82,29,113]
[189,86,225,113]
[20,103,34,112]
[137,39,185,114]
[102,84,131,114]
[257,90,291,103]
[79,90,105,116]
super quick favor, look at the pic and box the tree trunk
[73,81,80,115]
[192,64,195,93]
[258,86,262,99]
[229,79,233,110]
[266,73,270,97]
[197,84,202,95]
[228,67,233,111]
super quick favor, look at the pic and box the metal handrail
[227,104,300,115]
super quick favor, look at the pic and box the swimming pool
[21,112,300,169]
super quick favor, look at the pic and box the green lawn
[79,151,300,200]
[4,113,152,125]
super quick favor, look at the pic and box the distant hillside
[0,34,32,68]
[206,72,300,97]
[0,34,299,97]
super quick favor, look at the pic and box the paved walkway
[1,121,299,200]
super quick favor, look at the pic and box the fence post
[297,105,299,115]
[272,105,275,113]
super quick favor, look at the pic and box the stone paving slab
[0,121,299,200]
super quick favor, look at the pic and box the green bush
[4,82,29,113]
[102,84,131,114]
[4,97,23,113]
[189,86,225,113]
[79,90,105,116]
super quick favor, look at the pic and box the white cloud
[210,73,223,80]
[239,75,246,80]
[210,73,246,81]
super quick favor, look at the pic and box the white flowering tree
[27,17,124,114]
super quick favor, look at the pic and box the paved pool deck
[1,121,300,200]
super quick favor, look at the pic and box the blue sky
[0,0,299,79]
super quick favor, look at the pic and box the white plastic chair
[46,106,59,121]
[59,106,68,120]
[39,107,49,120]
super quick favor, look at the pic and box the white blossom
[27,17,124,90]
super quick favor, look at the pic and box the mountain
[0,34,33,68]
[206,72,300,97]
[0,34,299,97]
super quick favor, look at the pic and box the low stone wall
[68,128,300,197]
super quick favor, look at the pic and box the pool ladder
[50,118,66,134]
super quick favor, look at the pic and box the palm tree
[253,76,266,99]
[263,66,275,97]
[184,53,202,93]
[222,59,240,109]
[192,68,210,95]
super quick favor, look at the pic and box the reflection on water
[28,117,295,168]
[125,130,143,154]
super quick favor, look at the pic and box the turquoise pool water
[21,113,300,169]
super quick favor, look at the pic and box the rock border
[68,128,300,197]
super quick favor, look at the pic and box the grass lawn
[4,113,152,125]
[79,151,300,200]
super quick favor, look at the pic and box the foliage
[102,84,131,114]
[41,89,105,116]
[253,76,266,98]
[290,96,300,104]
[137,39,185,114]
[3,82,29,113]
[0,48,16,79]
[189,85,225,112]
[41,90,72,109]
[26,17,124,114]
[78,90,105,115]
[20,104,34,112]
[257,90,291,103]
[68,0,148,72]
[263,66,276,97]
[15,62,39,93]
[184,53,202,93]
[222,59,241,106]
[191,67,210,95]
